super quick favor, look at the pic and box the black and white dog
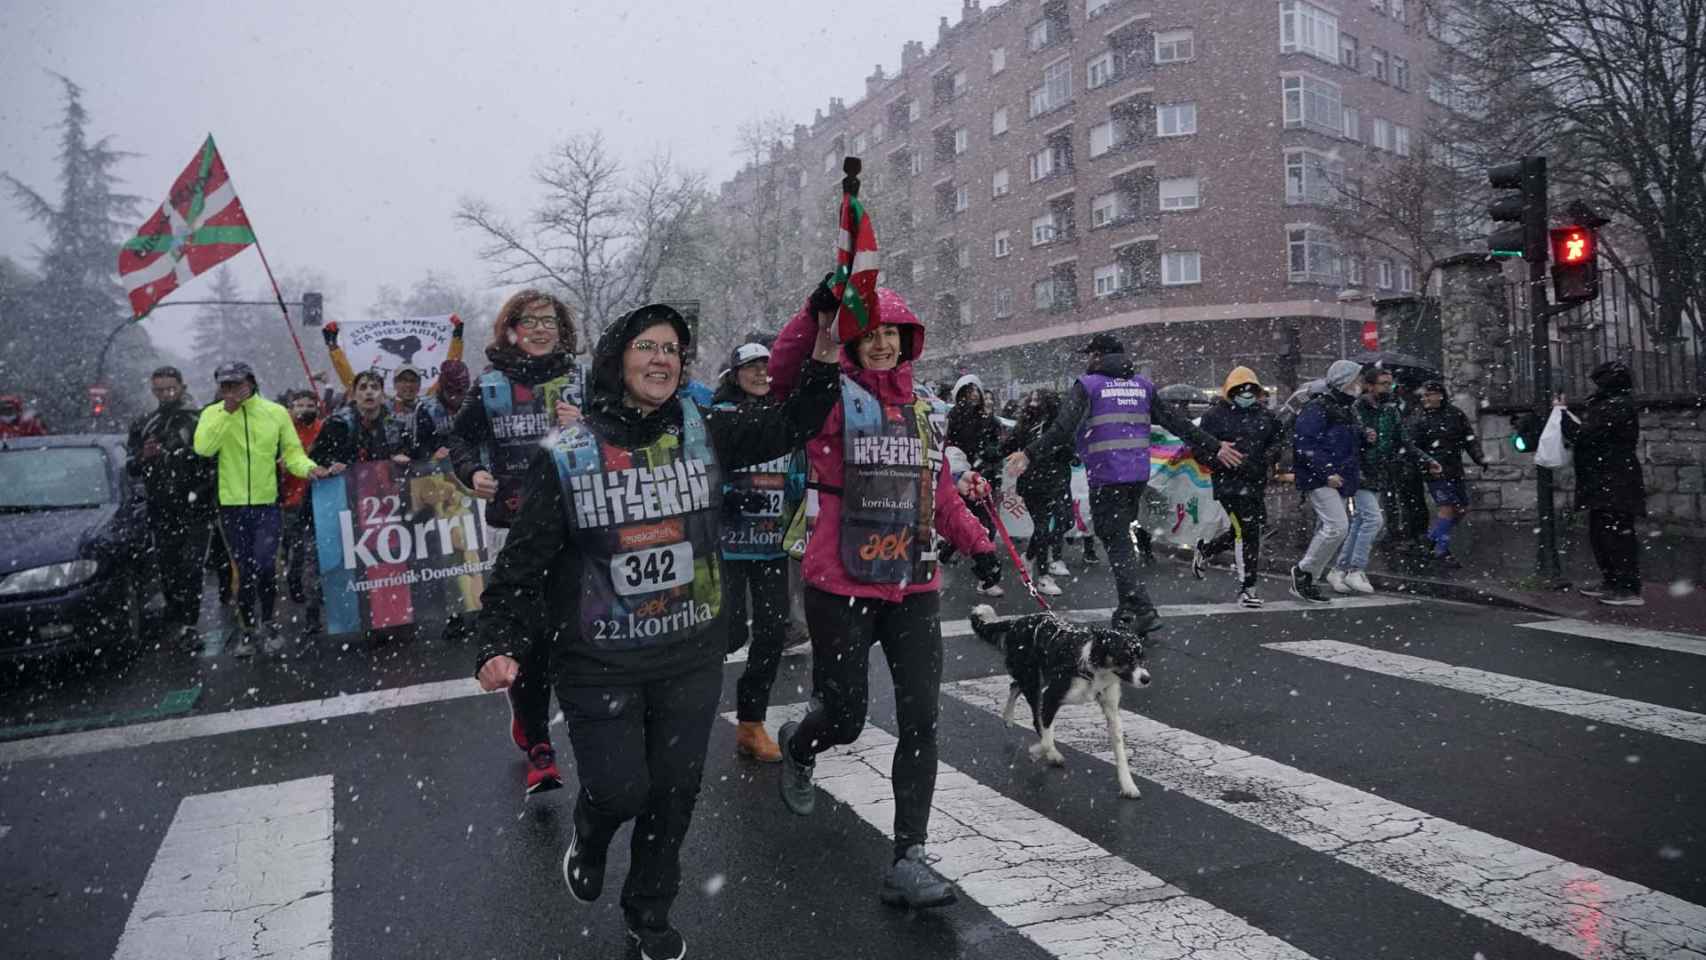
[969,605,1151,799]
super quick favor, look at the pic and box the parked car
[0,434,151,662]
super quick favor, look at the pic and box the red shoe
[508,697,530,753]
[526,742,564,797]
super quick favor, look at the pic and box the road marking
[1517,618,1706,656]
[0,678,482,765]
[0,687,202,742]
[726,707,1319,960]
[1265,639,1706,746]
[946,675,1706,960]
[113,775,334,960]
[938,595,1415,638]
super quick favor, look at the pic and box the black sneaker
[625,920,686,960]
[230,630,256,658]
[880,845,957,909]
[1082,543,1101,564]
[1289,566,1331,604]
[1111,607,1165,636]
[561,820,606,903]
[1190,540,1208,580]
[1599,591,1647,607]
[1238,588,1264,608]
[777,721,816,816]
[1434,551,1463,570]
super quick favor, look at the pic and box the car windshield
[0,447,112,510]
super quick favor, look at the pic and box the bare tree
[1323,149,1479,286]
[455,133,709,339]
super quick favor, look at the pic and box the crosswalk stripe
[725,707,1320,960]
[1516,618,1706,656]
[113,775,334,960]
[945,675,1706,960]
[1264,639,1706,746]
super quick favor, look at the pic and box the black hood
[1590,360,1633,395]
[1088,352,1136,379]
[586,303,694,448]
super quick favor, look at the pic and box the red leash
[979,491,1052,611]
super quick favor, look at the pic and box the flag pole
[249,234,317,394]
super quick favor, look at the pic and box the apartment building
[721,0,1436,392]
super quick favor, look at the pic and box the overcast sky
[0,0,963,356]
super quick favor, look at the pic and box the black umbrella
[1350,351,1441,386]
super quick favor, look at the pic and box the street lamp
[1335,288,1369,358]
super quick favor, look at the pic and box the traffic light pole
[1529,264,1563,582]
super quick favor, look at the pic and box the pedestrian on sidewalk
[1000,388,1071,596]
[450,290,585,797]
[713,341,804,763]
[767,287,1003,912]
[1191,367,1285,607]
[474,302,842,960]
[1409,380,1487,568]
[1290,359,1365,604]
[1327,366,1441,594]
[277,389,325,634]
[193,361,328,657]
[126,366,218,648]
[1007,332,1244,634]
[942,373,1005,591]
[1559,360,1646,607]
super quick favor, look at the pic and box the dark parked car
[0,434,151,661]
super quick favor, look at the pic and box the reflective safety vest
[1075,372,1153,486]
[479,367,582,527]
[548,401,724,651]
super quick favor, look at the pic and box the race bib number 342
[611,541,694,597]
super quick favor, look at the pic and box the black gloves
[808,272,839,318]
[321,321,339,347]
[971,550,1002,587]
[723,488,770,518]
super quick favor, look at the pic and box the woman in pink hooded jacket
[766,287,1002,910]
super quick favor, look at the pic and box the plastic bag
[1534,406,1577,468]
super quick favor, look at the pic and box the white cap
[732,342,771,367]
[952,373,983,398]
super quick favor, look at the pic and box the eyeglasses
[514,316,557,330]
[629,339,682,358]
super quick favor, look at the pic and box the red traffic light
[1551,227,1594,264]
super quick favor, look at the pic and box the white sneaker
[976,582,1006,598]
[1345,570,1375,594]
[1046,560,1069,577]
[1325,569,1351,594]
[1036,575,1063,596]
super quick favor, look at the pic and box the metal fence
[1507,262,1704,402]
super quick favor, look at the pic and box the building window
[992,168,1011,197]
[1028,18,1054,51]
[1156,102,1197,137]
[1346,255,1365,286]
[956,243,972,268]
[1090,191,1121,227]
[1393,124,1411,157]
[1087,52,1115,89]
[1339,32,1358,70]
[910,152,924,175]
[1159,176,1200,210]
[954,128,969,155]
[1391,55,1410,91]
[1033,277,1057,309]
[853,133,868,155]
[994,230,1011,258]
[1282,74,1342,135]
[1370,47,1388,83]
[1093,263,1121,297]
[958,300,973,326]
[1162,251,1201,285]
[1030,145,1056,181]
[955,184,971,212]
[872,122,885,144]
[992,107,1009,136]
[1285,149,1341,205]
[908,100,922,122]
[1155,29,1195,63]
[1087,0,1112,17]
[1375,257,1394,289]
[1031,212,1059,246]
[994,287,1013,318]
[912,259,927,283]
[1392,0,1407,23]
[823,150,837,173]
[1089,120,1117,157]
[1398,262,1415,292]
[1280,0,1339,63]
[991,46,1007,75]
[1287,226,1341,283]
[1342,106,1360,141]
[1030,59,1073,116]
[953,70,968,97]
[1371,117,1393,151]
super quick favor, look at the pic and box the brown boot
[736,721,783,763]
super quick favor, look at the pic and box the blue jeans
[219,505,282,630]
[1335,489,1386,572]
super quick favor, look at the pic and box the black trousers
[153,510,213,628]
[796,586,943,858]
[279,505,322,630]
[558,660,723,931]
[726,556,790,722]
[1588,509,1641,593]
[501,529,555,746]
[1089,482,1155,614]
[1202,493,1265,589]
[1021,486,1072,565]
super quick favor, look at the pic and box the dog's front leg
[1003,684,1022,727]
[1098,684,1141,799]
[1028,676,1073,767]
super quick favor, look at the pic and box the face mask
[1233,394,1259,408]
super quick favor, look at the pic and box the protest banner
[1137,427,1228,547]
[311,458,493,634]
[339,315,458,390]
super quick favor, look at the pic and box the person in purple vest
[1007,333,1244,634]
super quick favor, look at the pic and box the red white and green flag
[830,159,881,343]
[118,135,257,318]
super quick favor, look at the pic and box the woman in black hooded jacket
[999,388,1071,594]
[474,303,842,960]
[1560,360,1646,605]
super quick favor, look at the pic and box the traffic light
[1509,410,1543,454]
[1487,157,1548,263]
[88,385,109,418]
[1549,225,1600,305]
[302,291,324,327]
